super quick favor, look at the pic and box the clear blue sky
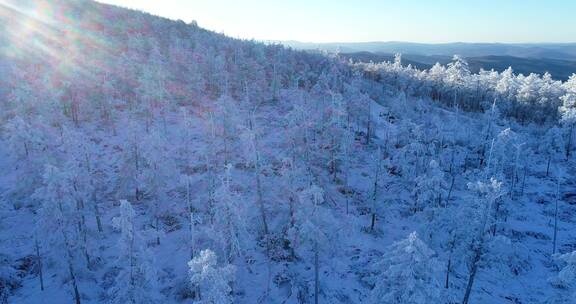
[96,0,576,43]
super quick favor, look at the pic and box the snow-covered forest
[1,1,575,303]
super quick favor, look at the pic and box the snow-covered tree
[109,200,158,304]
[117,121,146,201]
[4,117,49,160]
[188,249,236,304]
[412,159,447,212]
[211,164,248,261]
[428,63,447,101]
[462,178,506,304]
[445,55,471,107]
[559,74,576,158]
[2,2,576,303]
[0,255,19,304]
[287,185,335,304]
[135,42,169,131]
[541,127,565,176]
[33,165,83,304]
[548,251,576,303]
[240,108,270,237]
[324,93,348,181]
[496,67,519,111]
[3,116,54,205]
[212,94,242,166]
[483,235,531,277]
[139,127,176,245]
[370,232,442,304]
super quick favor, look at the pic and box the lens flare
[0,0,116,81]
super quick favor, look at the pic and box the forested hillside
[1,1,575,303]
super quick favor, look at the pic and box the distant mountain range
[278,41,576,80]
[279,41,576,60]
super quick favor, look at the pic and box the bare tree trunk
[81,220,90,267]
[492,199,500,236]
[94,199,103,233]
[208,166,216,225]
[445,256,452,289]
[255,153,269,236]
[62,229,81,304]
[24,142,29,157]
[510,146,522,200]
[330,137,337,182]
[153,178,161,246]
[134,144,141,201]
[129,223,136,304]
[223,125,230,166]
[446,175,455,207]
[566,124,573,159]
[462,246,481,304]
[156,217,161,246]
[56,198,81,304]
[463,183,498,304]
[250,118,270,236]
[73,190,91,267]
[520,167,527,197]
[187,179,195,259]
[366,102,372,145]
[344,155,350,215]
[553,178,560,254]
[370,151,382,232]
[314,242,319,304]
[68,261,81,304]
[34,237,44,291]
[286,161,298,260]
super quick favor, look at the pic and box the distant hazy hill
[279,41,576,60]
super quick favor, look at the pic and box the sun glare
[1,0,117,80]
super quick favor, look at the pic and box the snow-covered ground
[2,93,575,303]
[1,1,575,303]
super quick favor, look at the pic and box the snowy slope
[0,1,575,304]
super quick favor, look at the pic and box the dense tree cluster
[358,54,574,124]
